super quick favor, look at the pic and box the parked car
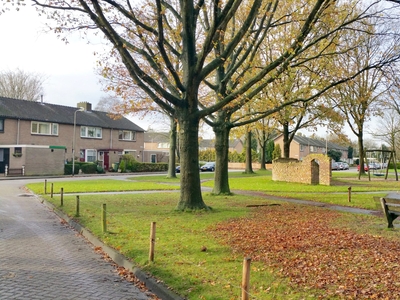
[357,164,369,171]
[337,162,349,170]
[176,166,181,173]
[200,162,216,172]
[331,161,339,170]
[368,162,380,170]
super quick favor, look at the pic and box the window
[81,126,102,138]
[31,121,58,135]
[0,118,4,132]
[86,149,97,162]
[118,130,136,141]
[300,144,304,152]
[310,146,317,152]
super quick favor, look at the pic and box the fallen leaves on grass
[211,204,400,299]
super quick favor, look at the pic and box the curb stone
[39,196,185,300]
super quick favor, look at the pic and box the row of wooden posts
[43,180,255,300]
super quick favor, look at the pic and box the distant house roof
[292,135,348,151]
[199,139,243,149]
[199,139,215,148]
[144,132,170,143]
[0,97,144,132]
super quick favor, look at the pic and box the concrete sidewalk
[0,180,154,300]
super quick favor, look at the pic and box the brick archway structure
[272,154,331,186]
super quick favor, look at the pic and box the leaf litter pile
[211,204,400,299]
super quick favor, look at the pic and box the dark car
[200,162,215,172]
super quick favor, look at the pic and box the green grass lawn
[24,171,400,299]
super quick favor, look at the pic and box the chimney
[77,102,92,111]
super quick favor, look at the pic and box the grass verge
[24,172,400,299]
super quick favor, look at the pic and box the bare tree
[327,14,400,177]
[0,68,46,101]
[95,95,122,113]
[371,109,400,163]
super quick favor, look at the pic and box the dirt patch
[211,204,400,299]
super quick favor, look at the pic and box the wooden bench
[374,197,400,228]
[5,168,24,177]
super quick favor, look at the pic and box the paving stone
[0,180,151,300]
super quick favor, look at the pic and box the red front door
[104,152,110,170]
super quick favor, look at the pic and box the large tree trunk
[176,113,209,210]
[245,130,254,174]
[166,117,177,178]
[283,123,290,158]
[213,126,231,195]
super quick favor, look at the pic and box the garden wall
[272,154,331,185]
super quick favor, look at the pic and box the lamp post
[72,107,84,176]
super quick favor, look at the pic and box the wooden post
[241,257,251,300]
[76,195,80,217]
[149,222,156,262]
[101,204,107,233]
[348,186,351,202]
[380,198,394,228]
[60,188,64,206]
[44,179,47,195]
[51,183,54,198]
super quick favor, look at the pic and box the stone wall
[272,154,331,185]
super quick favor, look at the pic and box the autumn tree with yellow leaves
[8,0,400,208]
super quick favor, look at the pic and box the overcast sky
[0,4,161,131]
[0,6,108,105]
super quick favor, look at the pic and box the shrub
[80,163,98,174]
[64,162,80,175]
[119,160,127,172]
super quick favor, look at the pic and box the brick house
[142,133,245,164]
[274,134,348,161]
[0,97,145,175]
[143,132,170,163]
[199,138,244,153]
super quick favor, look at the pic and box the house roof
[0,97,144,131]
[144,132,170,143]
[199,139,242,148]
[292,135,348,151]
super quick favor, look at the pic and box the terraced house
[0,97,145,176]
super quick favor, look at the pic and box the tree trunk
[283,123,290,158]
[166,117,177,178]
[213,126,231,195]
[259,130,266,170]
[245,130,254,174]
[176,114,209,210]
[357,134,366,179]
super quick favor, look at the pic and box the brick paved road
[0,179,151,300]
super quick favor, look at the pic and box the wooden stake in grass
[60,188,64,206]
[51,183,54,198]
[44,179,47,194]
[149,222,156,262]
[75,195,80,217]
[348,186,352,202]
[241,257,251,300]
[101,204,107,233]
